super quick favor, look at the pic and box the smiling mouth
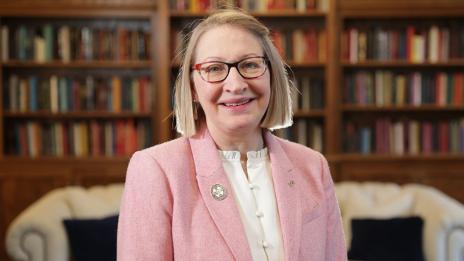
[222,99,254,107]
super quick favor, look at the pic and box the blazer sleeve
[320,154,348,261]
[117,150,173,261]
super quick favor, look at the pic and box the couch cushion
[348,216,425,261]
[63,215,118,261]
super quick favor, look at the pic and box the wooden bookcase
[332,0,464,205]
[0,0,464,259]
[0,1,171,259]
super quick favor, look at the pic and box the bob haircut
[174,8,294,137]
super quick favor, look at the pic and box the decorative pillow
[63,215,118,261]
[342,190,414,246]
[348,216,425,261]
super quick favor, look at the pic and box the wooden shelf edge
[342,105,464,112]
[3,112,153,118]
[341,60,464,68]
[0,156,131,162]
[0,7,156,17]
[2,60,152,69]
[294,110,326,117]
[329,154,464,162]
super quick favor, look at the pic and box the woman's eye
[205,64,224,73]
[242,62,259,69]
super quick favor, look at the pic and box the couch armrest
[6,184,123,261]
[6,190,74,261]
[449,227,464,261]
[406,184,464,261]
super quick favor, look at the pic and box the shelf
[287,61,326,68]
[294,110,325,117]
[341,9,464,18]
[2,60,152,69]
[331,153,464,162]
[170,10,326,18]
[342,60,464,68]
[0,155,131,162]
[0,7,156,18]
[342,105,464,112]
[3,112,153,119]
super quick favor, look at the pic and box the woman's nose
[224,67,247,93]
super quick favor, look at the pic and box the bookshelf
[334,0,464,206]
[0,1,171,259]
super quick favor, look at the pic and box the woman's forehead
[193,25,263,62]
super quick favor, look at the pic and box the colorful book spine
[343,23,464,62]
[344,118,464,154]
[6,119,152,157]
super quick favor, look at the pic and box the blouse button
[256,210,264,218]
[248,183,255,190]
[261,240,269,248]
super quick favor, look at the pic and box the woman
[118,9,346,261]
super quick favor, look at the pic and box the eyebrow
[199,53,263,63]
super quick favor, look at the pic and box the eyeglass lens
[199,57,266,83]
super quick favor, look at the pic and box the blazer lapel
[189,129,252,260]
[264,131,303,261]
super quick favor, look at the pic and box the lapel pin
[211,184,227,201]
[288,180,295,187]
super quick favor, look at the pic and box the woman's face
[192,25,271,136]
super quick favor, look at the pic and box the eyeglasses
[192,56,268,83]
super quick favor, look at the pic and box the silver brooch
[211,184,227,201]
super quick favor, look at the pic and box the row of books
[274,119,323,152]
[342,25,464,63]
[6,75,153,113]
[344,118,464,154]
[344,71,464,106]
[292,76,324,110]
[169,0,328,12]
[5,119,152,157]
[271,28,326,63]
[1,24,151,62]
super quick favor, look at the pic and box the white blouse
[219,148,284,261]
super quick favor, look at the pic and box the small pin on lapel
[211,184,227,201]
[288,180,295,187]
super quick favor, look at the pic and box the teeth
[224,99,250,107]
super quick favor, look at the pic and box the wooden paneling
[335,159,464,202]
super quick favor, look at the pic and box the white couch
[5,182,464,261]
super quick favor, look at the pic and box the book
[50,76,59,113]
[1,25,8,61]
[43,24,54,61]
[58,26,71,63]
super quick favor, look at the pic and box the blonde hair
[174,8,294,137]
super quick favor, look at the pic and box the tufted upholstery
[5,184,123,261]
[336,182,464,261]
[5,182,464,261]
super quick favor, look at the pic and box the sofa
[5,182,464,261]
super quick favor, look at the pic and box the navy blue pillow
[63,215,118,261]
[348,216,425,261]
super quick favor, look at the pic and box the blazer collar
[264,131,302,261]
[189,127,253,260]
[189,128,302,261]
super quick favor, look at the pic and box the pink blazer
[117,128,347,260]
